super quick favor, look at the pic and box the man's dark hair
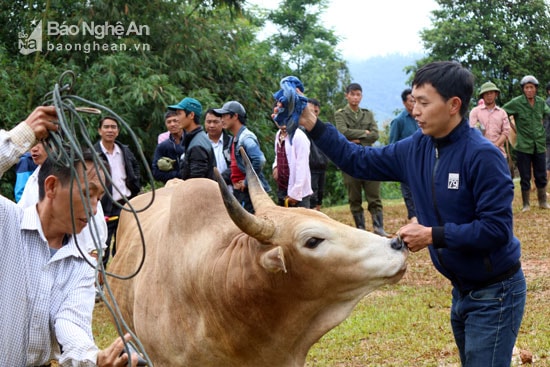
[308,98,320,107]
[38,149,97,201]
[401,88,413,102]
[164,110,177,120]
[182,109,201,125]
[229,112,246,125]
[412,61,474,117]
[205,108,222,118]
[546,82,550,92]
[98,116,119,129]
[346,83,362,94]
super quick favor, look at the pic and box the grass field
[89,185,550,367]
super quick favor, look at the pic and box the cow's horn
[239,146,275,211]
[214,167,275,241]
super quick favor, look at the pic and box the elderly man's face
[522,84,537,100]
[47,161,105,235]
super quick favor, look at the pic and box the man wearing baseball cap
[214,100,270,213]
[469,81,511,158]
[169,97,216,180]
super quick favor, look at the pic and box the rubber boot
[537,188,550,209]
[352,212,366,230]
[521,190,530,212]
[372,211,390,237]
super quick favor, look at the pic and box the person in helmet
[503,75,550,211]
[469,81,511,158]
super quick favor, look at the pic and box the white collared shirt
[1,122,100,366]
[0,197,99,366]
[209,133,228,173]
[99,141,130,201]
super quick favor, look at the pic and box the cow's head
[214,148,407,303]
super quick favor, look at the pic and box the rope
[42,70,154,366]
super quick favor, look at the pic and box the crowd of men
[2,64,550,366]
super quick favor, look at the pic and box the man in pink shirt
[469,81,511,158]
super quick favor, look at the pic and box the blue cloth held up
[272,76,308,144]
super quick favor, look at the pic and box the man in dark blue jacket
[297,61,525,367]
[389,88,419,223]
[152,110,185,183]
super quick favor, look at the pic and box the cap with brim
[478,82,500,98]
[168,97,202,116]
[213,101,246,117]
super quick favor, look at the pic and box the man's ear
[44,175,58,199]
[449,96,462,116]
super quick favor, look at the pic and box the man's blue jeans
[450,268,526,367]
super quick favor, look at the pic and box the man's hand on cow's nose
[397,223,432,253]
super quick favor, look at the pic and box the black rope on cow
[42,70,153,366]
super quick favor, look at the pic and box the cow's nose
[390,236,405,251]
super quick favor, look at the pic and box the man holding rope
[0,106,138,366]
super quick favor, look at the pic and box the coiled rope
[42,70,154,366]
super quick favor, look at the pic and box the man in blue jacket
[297,61,525,367]
[215,100,271,213]
[389,88,419,223]
[152,110,185,183]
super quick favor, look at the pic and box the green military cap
[478,82,500,98]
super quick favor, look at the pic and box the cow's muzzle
[390,236,406,251]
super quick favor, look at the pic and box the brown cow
[107,149,407,367]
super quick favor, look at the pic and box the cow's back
[107,179,232,329]
[107,178,239,361]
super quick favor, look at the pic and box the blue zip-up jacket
[309,118,520,292]
[14,152,37,202]
[152,134,185,183]
[234,125,271,193]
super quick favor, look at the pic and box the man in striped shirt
[0,106,138,366]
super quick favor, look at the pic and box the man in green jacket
[503,75,550,211]
[335,83,389,236]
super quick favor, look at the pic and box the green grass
[89,186,550,366]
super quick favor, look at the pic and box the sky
[246,0,438,62]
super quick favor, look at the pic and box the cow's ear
[260,246,287,273]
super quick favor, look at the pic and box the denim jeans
[450,268,526,367]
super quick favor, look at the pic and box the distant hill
[347,53,424,126]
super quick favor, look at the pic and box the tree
[408,0,550,103]
[265,0,351,205]
[0,0,280,199]
[0,0,348,204]
[266,0,350,120]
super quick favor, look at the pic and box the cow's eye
[304,237,323,249]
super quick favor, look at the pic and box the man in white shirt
[0,106,138,366]
[94,116,141,268]
[204,108,232,188]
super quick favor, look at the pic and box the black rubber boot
[521,190,530,212]
[372,211,390,237]
[352,212,366,230]
[537,188,550,209]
